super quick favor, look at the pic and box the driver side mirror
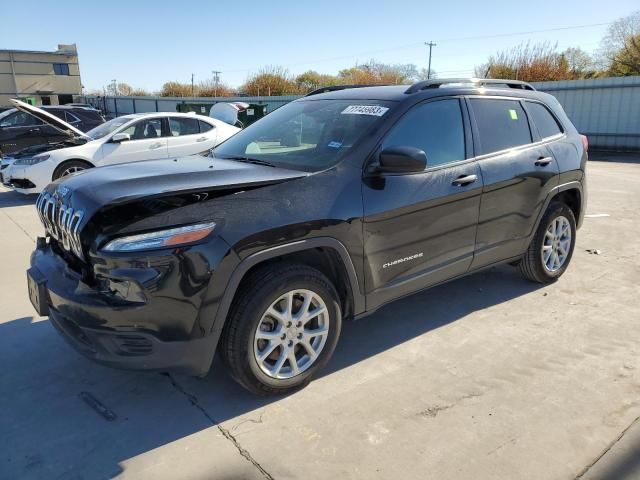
[369,146,427,174]
[111,132,130,143]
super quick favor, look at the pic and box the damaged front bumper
[28,236,238,376]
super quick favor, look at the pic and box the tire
[52,160,93,181]
[221,263,342,396]
[520,201,577,283]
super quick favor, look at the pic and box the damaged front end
[28,157,305,375]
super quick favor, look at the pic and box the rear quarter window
[470,98,532,155]
[525,101,563,139]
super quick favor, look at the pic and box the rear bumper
[29,238,234,376]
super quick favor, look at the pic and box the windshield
[86,116,134,140]
[214,99,394,172]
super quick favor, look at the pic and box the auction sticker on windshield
[341,105,389,116]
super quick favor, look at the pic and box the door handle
[28,128,41,133]
[535,156,553,166]
[196,136,207,142]
[149,142,163,149]
[452,174,478,186]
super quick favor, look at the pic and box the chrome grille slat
[35,190,85,260]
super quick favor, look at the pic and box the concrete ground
[1,158,639,480]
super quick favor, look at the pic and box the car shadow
[0,265,542,479]
[0,188,36,207]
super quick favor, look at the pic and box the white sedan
[3,100,240,194]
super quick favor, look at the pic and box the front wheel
[520,201,577,283]
[221,264,342,395]
[52,160,93,181]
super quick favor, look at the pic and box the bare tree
[475,41,596,81]
[597,10,640,74]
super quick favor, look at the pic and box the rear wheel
[221,264,342,395]
[52,160,93,181]
[520,201,576,283]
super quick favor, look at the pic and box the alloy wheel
[253,289,329,379]
[542,215,572,272]
[61,166,85,177]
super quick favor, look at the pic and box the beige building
[0,44,81,107]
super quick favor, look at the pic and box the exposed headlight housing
[14,154,50,166]
[102,222,216,252]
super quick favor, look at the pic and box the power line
[221,20,612,74]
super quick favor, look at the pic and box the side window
[120,118,164,140]
[169,117,199,136]
[199,120,214,133]
[0,111,43,127]
[470,98,532,155]
[382,99,465,168]
[526,101,563,139]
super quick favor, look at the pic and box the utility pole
[425,41,436,79]
[211,70,221,98]
[191,73,194,97]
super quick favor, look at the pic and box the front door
[467,97,561,269]
[100,117,169,165]
[362,98,483,311]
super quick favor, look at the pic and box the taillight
[580,134,589,152]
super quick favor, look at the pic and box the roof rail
[405,78,536,94]
[305,84,383,97]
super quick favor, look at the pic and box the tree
[598,10,640,75]
[561,47,596,78]
[475,41,594,81]
[197,78,234,97]
[116,82,134,96]
[159,81,192,97]
[241,66,301,96]
[129,88,150,96]
[336,60,424,85]
[295,70,341,92]
[609,33,640,76]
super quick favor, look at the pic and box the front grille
[36,191,85,259]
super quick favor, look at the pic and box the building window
[53,63,70,75]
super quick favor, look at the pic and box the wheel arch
[532,181,584,239]
[52,158,95,181]
[211,237,364,336]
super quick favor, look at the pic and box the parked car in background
[3,101,240,193]
[65,103,102,113]
[0,103,105,156]
[26,79,587,395]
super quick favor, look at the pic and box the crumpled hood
[42,155,307,221]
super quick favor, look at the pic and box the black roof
[301,78,549,103]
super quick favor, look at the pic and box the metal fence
[85,76,640,151]
[85,95,300,118]
[532,76,640,151]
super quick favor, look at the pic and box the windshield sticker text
[341,105,389,117]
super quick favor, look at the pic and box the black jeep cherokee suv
[28,79,587,395]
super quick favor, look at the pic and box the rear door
[362,98,483,310]
[166,117,217,157]
[99,117,169,165]
[468,97,560,269]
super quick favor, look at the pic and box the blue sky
[2,0,637,92]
